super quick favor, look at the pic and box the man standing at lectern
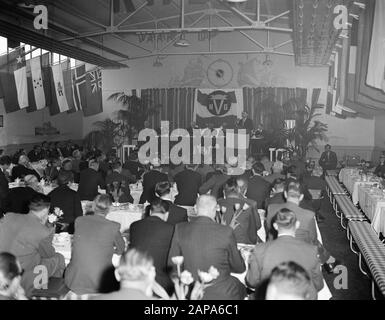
[237,112,254,133]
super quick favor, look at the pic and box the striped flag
[366,0,385,92]
[82,67,103,117]
[72,64,86,111]
[0,48,29,113]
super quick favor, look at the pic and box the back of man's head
[273,178,286,193]
[224,177,239,196]
[236,177,248,196]
[285,182,303,202]
[0,156,11,167]
[112,161,122,171]
[57,170,73,186]
[29,193,51,212]
[150,198,170,216]
[272,161,283,174]
[89,158,99,170]
[266,261,313,300]
[155,181,171,198]
[196,195,217,219]
[273,208,297,232]
[252,162,265,175]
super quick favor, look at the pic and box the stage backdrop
[142,87,309,131]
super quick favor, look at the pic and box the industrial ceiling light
[262,55,273,66]
[174,34,190,47]
[153,56,163,67]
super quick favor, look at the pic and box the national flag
[0,48,29,113]
[30,56,46,109]
[82,67,103,117]
[72,64,86,111]
[50,62,71,115]
[366,0,385,92]
[26,53,52,113]
[193,89,243,128]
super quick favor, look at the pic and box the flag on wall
[82,67,103,117]
[72,64,86,111]
[30,56,46,110]
[50,62,71,115]
[193,89,243,128]
[0,48,29,113]
[366,0,385,92]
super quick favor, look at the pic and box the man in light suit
[319,144,338,176]
[0,194,65,297]
[246,208,324,299]
[168,195,246,300]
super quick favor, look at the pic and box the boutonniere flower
[234,203,241,211]
[48,214,58,224]
[54,207,64,217]
[242,203,250,211]
[197,270,213,284]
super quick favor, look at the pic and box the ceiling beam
[216,0,256,25]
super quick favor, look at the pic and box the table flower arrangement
[171,256,220,300]
[48,207,66,232]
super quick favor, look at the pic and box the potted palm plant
[83,119,124,154]
[283,98,328,160]
[108,91,162,143]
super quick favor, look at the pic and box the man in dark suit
[0,194,66,297]
[155,181,187,225]
[266,182,338,272]
[11,155,40,182]
[0,156,11,215]
[246,208,324,299]
[168,195,246,300]
[130,199,175,295]
[4,175,42,214]
[173,164,201,206]
[123,152,144,180]
[27,145,42,163]
[48,171,83,234]
[77,159,106,201]
[245,162,271,209]
[139,159,168,204]
[199,165,230,199]
[319,144,338,175]
[106,161,135,203]
[64,195,125,294]
[236,111,254,133]
[217,178,261,245]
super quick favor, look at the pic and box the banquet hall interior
[0,0,384,302]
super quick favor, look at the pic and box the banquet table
[357,185,385,234]
[339,168,380,204]
[129,183,178,204]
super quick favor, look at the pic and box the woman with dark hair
[0,252,26,300]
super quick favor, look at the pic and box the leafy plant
[108,91,162,141]
[283,98,328,160]
[83,119,124,153]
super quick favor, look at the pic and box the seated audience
[265,262,316,301]
[168,195,246,300]
[264,178,286,209]
[0,156,11,215]
[246,208,323,299]
[44,158,61,183]
[65,195,125,294]
[106,161,134,203]
[130,199,174,295]
[217,177,261,244]
[139,158,168,204]
[77,159,106,201]
[123,152,144,180]
[155,181,187,225]
[245,162,271,209]
[11,155,40,182]
[263,161,285,184]
[92,249,157,300]
[199,164,230,199]
[4,175,44,214]
[27,145,42,163]
[260,155,273,174]
[48,171,83,234]
[0,252,27,300]
[266,182,337,272]
[285,165,312,202]
[374,154,385,178]
[0,194,66,297]
[173,164,202,206]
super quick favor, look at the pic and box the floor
[318,197,375,300]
